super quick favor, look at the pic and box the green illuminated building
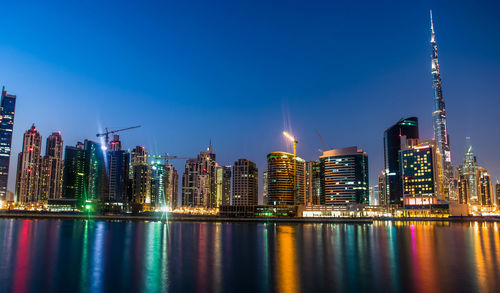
[62,143,86,201]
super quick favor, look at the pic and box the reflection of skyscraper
[320,147,369,205]
[62,143,86,201]
[16,125,42,204]
[0,87,16,200]
[40,132,64,200]
[232,159,258,206]
[430,11,453,188]
[384,117,419,206]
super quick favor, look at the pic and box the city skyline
[1,2,500,201]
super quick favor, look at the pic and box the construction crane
[316,130,328,151]
[96,125,141,145]
[283,131,298,157]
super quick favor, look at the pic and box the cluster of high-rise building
[0,12,498,216]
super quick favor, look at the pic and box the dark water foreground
[0,219,498,293]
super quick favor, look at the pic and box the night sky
[1,0,499,200]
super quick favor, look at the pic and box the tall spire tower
[430,10,454,194]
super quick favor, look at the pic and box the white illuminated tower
[430,11,453,194]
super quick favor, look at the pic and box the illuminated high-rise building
[16,125,42,204]
[216,165,231,206]
[496,182,500,206]
[0,87,16,200]
[262,170,268,205]
[130,146,150,210]
[108,134,122,151]
[181,144,217,207]
[320,147,369,206]
[83,140,107,202]
[266,152,305,206]
[232,159,258,206]
[430,11,454,191]
[40,132,64,200]
[150,160,167,210]
[378,171,387,206]
[165,164,178,210]
[384,117,419,206]
[62,143,86,201]
[106,137,129,207]
[399,140,445,207]
[477,168,492,206]
[306,161,321,205]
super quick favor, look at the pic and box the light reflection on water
[0,219,499,293]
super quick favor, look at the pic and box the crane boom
[96,125,141,144]
[316,130,328,150]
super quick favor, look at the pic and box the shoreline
[0,211,499,223]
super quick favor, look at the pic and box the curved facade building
[266,152,305,206]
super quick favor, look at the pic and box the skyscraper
[306,161,321,205]
[430,11,453,189]
[106,136,129,207]
[40,132,64,200]
[62,143,86,202]
[84,140,107,202]
[216,165,231,206]
[232,159,258,206]
[182,145,217,207]
[320,147,369,206]
[378,171,387,206]
[496,182,500,206]
[0,87,16,200]
[16,125,42,204]
[150,160,167,210]
[477,168,492,206]
[262,171,268,205]
[400,140,445,207]
[384,117,419,207]
[267,151,306,206]
[165,164,178,210]
[130,146,150,211]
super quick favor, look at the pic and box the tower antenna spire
[430,10,435,35]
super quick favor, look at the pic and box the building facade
[0,87,16,200]
[84,140,107,202]
[16,125,42,204]
[181,146,217,207]
[266,152,305,206]
[216,165,231,206]
[306,161,321,205]
[399,140,444,207]
[62,144,86,201]
[430,12,454,193]
[383,117,419,207]
[232,159,258,206]
[165,164,178,210]
[378,171,387,206]
[320,147,369,206]
[40,132,64,200]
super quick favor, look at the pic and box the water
[0,219,499,293]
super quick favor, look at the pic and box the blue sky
[1,0,499,199]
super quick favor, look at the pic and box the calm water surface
[0,219,499,293]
